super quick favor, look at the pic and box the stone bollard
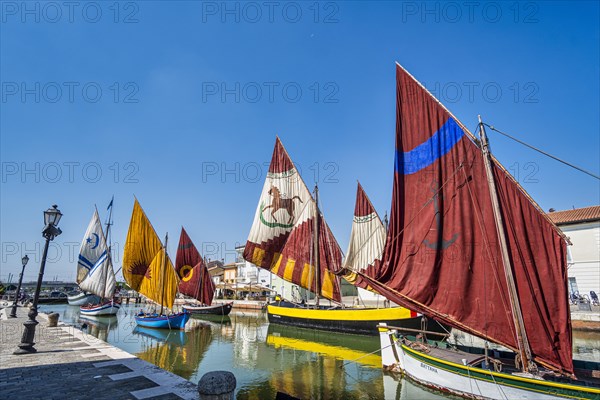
[198,371,236,400]
[47,313,60,327]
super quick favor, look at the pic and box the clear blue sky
[1,1,599,282]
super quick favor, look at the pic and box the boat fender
[492,359,502,372]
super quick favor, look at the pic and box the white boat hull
[68,292,100,306]
[80,301,120,316]
[378,325,599,400]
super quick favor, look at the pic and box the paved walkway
[0,306,198,400]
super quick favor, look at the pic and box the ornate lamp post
[14,205,62,355]
[9,255,29,318]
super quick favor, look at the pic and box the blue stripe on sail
[78,254,94,270]
[395,118,465,175]
[88,251,108,275]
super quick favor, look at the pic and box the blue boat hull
[135,311,190,330]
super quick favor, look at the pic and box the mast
[102,198,114,301]
[478,115,533,372]
[313,184,320,307]
[160,233,168,316]
[196,256,205,305]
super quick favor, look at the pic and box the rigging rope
[484,123,600,180]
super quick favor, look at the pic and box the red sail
[243,138,342,302]
[361,64,572,374]
[175,227,215,306]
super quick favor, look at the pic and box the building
[234,246,271,287]
[235,245,298,299]
[548,205,600,298]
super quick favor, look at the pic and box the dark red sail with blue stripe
[175,227,215,306]
[360,63,572,375]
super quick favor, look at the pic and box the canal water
[39,304,599,400]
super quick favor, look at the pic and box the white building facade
[549,206,600,298]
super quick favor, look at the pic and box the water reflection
[235,324,384,399]
[383,374,448,400]
[39,304,599,399]
[80,314,118,342]
[134,322,212,380]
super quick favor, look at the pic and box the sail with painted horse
[242,137,437,335]
[122,199,189,330]
[364,63,600,399]
[176,227,232,316]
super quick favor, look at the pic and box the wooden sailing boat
[243,137,441,335]
[176,227,233,316]
[79,199,121,316]
[68,209,103,306]
[76,208,120,315]
[369,63,600,399]
[122,199,190,330]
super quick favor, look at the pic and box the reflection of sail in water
[266,324,381,368]
[263,324,383,399]
[134,322,213,380]
[79,315,118,342]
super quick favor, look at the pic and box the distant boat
[176,227,233,316]
[77,205,120,316]
[122,199,189,330]
[243,138,447,335]
[371,63,600,399]
[67,291,100,306]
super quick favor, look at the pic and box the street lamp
[9,255,29,318]
[14,205,62,355]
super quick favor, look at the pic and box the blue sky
[1,1,599,282]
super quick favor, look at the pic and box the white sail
[78,209,116,298]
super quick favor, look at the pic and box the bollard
[47,313,59,327]
[198,371,236,400]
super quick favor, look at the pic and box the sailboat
[242,137,445,335]
[122,199,190,330]
[176,227,233,316]
[78,206,120,316]
[68,211,103,306]
[366,63,600,399]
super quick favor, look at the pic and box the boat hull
[135,312,190,330]
[182,302,233,316]
[267,301,447,336]
[68,292,100,306]
[80,300,120,316]
[378,325,600,400]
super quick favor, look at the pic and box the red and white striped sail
[342,182,386,292]
[243,137,342,301]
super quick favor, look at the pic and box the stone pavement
[0,306,198,400]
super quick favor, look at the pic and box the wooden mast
[160,233,168,316]
[101,198,114,302]
[196,256,206,305]
[478,115,533,372]
[313,184,320,307]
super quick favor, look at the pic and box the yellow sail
[122,199,179,308]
